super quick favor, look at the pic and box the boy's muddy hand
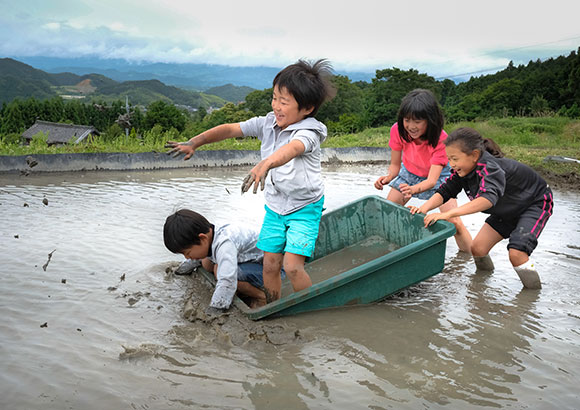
[241,160,270,194]
[165,140,195,160]
[241,173,267,194]
[204,306,228,317]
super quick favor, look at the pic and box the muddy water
[1,164,579,409]
[307,236,400,285]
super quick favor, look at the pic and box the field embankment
[1,117,578,190]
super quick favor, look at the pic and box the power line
[432,35,580,81]
[486,35,580,54]
[435,66,507,81]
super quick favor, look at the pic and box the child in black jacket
[409,127,553,289]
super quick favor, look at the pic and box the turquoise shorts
[389,163,452,200]
[257,197,324,257]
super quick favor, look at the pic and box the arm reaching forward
[410,196,493,228]
[166,123,243,160]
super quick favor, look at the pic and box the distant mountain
[0,58,56,101]
[15,56,375,90]
[204,84,256,103]
[0,58,226,108]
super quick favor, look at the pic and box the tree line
[1,47,579,145]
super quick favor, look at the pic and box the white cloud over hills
[2,0,579,81]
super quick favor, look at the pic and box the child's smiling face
[271,85,313,130]
[403,117,428,141]
[446,143,480,177]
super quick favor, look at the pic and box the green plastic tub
[198,195,456,320]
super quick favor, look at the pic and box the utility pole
[125,95,130,139]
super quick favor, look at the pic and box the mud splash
[119,343,165,360]
[177,266,309,347]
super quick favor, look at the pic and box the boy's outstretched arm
[242,139,306,194]
[166,123,243,160]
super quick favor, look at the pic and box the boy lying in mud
[164,209,272,315]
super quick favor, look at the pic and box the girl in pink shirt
[374,89,472,253]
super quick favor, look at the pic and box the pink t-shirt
[388,123,449,178]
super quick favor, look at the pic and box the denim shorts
[237,262,286,289]
[388,163,451,200]
[257,196,324,257]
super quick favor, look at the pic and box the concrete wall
[0,147,389,173]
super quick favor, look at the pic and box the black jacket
[436,151,549,220]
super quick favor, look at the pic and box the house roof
[22,120,100,144]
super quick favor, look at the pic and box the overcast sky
[2,0,579,79]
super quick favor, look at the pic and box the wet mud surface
[179,266,309,347]
[1,165,579,409]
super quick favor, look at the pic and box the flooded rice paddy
[1,164,579,409]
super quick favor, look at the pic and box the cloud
[1,0,579,78]
[42,22,61,31]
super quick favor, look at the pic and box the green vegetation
[1,48,579,179]
[447,118,580,175]
[204,84,256,103]
[1,116,578,177]
[322,117,580,175]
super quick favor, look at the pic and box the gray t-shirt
[207,222,263,309]
[240,112,327,215]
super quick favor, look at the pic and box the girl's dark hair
[397,89,444,148]
[445,127,505,158]
[273,59,336,117]
[163,209,211,254]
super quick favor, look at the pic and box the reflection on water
[1,164,579,409]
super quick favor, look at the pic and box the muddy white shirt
[206,223,263,309]
[239,112,327,215]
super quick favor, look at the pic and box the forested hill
[0,58,58,102]
[1,48,579,138]
[441,48,580,121]
[204,84,256,103]
[355,47,580,125]
[0,58,226,108]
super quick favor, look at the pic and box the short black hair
[163,209,211,254]
[397,89,444,148]
[273,59,336,117]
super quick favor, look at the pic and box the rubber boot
[514,260,542,289]
[175,259,201,275]
[474,255,494,271]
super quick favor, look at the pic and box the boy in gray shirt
[166,59,335,302]
[164,209,267,313]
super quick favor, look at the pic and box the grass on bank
[1,117,579,175]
